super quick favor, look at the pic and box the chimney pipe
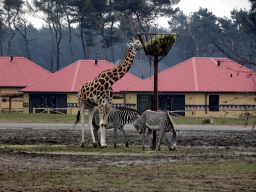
[10,56,13,61]
[95,60,98,65]
[217,60,221,66]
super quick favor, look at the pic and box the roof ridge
[24,57,51,75]
[22,60,80,92]
[158,57,193,76]
[0,56,51,75]
[20,72,52,92]
[192,58,199,91]
[71,60,81,92]
[122,58,194,92]
[104,59,143,81]
[210,57,256,74]
[122,77,149,92]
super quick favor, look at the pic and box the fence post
[47,108,50,114]
[33,107,35,113]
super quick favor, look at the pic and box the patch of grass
[180,160,256,173]
[1,160,255,191]
[0,112,254,125]
[172,116,254,125]
[0,144,227,155]
[0,113,88,123]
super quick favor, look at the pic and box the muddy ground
[0,127,256,191]
[0,127,256,167]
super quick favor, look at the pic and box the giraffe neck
[99,47,136,85]
[114,47,136,82]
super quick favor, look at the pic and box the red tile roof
[21,60,142,93]
[123,57,256,92]
[0,57,51,87]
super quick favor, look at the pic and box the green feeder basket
[138,33,178,57]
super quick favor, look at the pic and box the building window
[209,95,219,111]
[137,94,152,112]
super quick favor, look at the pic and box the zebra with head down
[92,107,141,148]
[133,109,177,151]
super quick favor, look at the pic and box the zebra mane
[114,107,141,115]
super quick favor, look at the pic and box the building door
[29,94,67,114]
[137,94,185,116]
[137,94,152,113]
[209,95,219,111]
[158,95,185,116]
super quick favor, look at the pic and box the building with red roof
[22,60,141,114]
[122,57,256,117]
[0,56,51,113]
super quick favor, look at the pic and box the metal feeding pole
[138,33,178,150]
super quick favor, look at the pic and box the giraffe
[76,39,143,148]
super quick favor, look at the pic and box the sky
[159,0,251,28]
[24,0,251,29]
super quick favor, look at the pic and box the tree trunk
[48,23,54,72]
[104,40,108,61]
[7,30,15,56]
[56,29,62,71]
[14,17,31,60]
[80,15,87,59]
[95,33,99,60]
[66,11,74,63]
[111,45,114,62]
[0,38,3,56]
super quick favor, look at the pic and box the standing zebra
[92,107,141,148]
[133,110,176,151]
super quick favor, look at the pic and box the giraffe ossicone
[75,39,143,148]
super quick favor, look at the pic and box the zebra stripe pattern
[92,107,141,147]
[133,110,176,151]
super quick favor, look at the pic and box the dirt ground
[0,127,256,166]
[0,127,256,191]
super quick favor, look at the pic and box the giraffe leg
[87,106,97,148]
[99,106,107,148]
[80,103,86,147]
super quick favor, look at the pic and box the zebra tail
[74,110,81,128]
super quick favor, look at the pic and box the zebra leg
[147,128,153,149]
[119,126,129,147]
[87,106,97,148]
[163,129,172,151]
[170,129,177,151]
[93,124,100,147]
[158,129,164,151]
[114,127,118,148]
[168,112,176,151]
[142,126,147,151]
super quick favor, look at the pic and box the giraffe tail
[74,110,80,128]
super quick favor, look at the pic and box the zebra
[92,107,141,148]
[132,109,176,151]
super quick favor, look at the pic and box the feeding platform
[138,33,178,58]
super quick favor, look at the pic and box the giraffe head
[127,39,143,52]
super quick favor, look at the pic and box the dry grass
[1,159,255,191]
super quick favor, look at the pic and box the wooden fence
[33,107,72,115]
